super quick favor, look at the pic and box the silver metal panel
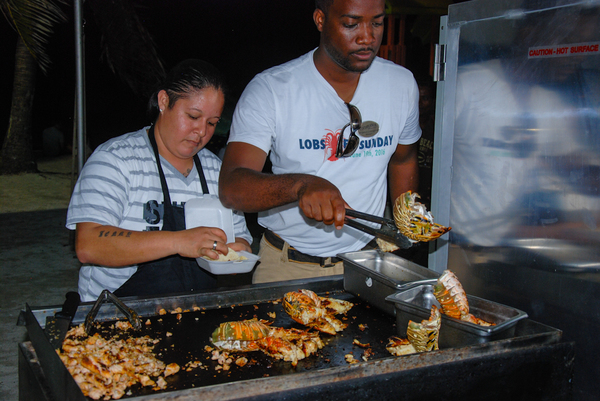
[430,14,453,273]
[339,250,439,315]
[432,0,600,398]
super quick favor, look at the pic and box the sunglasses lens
[342,131,360,157]
[347,104,362,130]
[336,104,362,158]
[336,123,349,157]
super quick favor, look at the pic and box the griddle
[19,276,570,401]
[84,290,396,398]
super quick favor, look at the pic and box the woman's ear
[157,90,169,112]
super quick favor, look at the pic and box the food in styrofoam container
[203,247,248,262]
[196,251,260,275]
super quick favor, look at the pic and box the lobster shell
[393,191,451,242]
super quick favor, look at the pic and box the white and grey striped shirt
[66,127,252,302]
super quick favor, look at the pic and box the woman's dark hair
[147,59,228,121]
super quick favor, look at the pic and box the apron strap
[148,125,209,204]
[193,153,209,194]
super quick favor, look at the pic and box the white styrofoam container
[196,251,260,275]
[184,195,235,242]
[184,195,259,274]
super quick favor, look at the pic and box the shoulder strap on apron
[193,153,209,194]
[148,125,209,200]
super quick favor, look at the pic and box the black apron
[114,126,217,297]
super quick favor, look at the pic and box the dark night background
[1,0,435,155]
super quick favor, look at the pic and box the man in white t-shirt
[219,0,421,283]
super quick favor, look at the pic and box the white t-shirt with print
[67,127,252,302]
[229,49,421,257]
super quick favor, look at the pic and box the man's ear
[313,8,325,32]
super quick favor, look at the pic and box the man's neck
[313,47,361,103]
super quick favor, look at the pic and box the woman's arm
[75,222,228,266]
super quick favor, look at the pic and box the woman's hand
[175,227,228,260]
[228,237,252,254]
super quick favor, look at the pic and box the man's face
[316,0,386,73]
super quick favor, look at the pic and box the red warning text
[529,42,600,59]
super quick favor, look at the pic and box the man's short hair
[315,0,333,14]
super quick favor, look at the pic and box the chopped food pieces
[352,339,370,348]
[386,337,417,356]
[361,347,374,361]
[203,247,248,261]
[212,349,233,371]
[57,324,178,400]
[235,357,249,367]
[164,363,180,377]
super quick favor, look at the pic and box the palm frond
[88,0,166,99]
[1,0,67,74]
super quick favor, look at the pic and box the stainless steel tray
[386,284,528,337]
[339,250,439,316]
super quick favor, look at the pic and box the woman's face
[156,87,224,162]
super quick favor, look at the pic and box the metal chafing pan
[339,250,439,316]
[386,284,528,347]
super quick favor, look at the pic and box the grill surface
[85,291,397,397]
[20,277,570,401]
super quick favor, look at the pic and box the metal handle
[55,291,80,320]
[396,278,439,291]
[346,209,413,249]
[345,208,393,225]
[85,289,142,334]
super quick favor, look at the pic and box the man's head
[315,0,334,14]
[314,0,386,73]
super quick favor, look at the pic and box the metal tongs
[345,208,413,249]
[84,289,142,334]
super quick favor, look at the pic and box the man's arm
[75,222,229,267]
[219,142,348,228]
[388,142,419,203]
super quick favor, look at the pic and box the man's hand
[297,176,347,229]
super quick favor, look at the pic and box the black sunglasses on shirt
[335,103,362,158]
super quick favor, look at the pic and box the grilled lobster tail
[393,191,451,242]
[387,305,441,356]
[283,289,353,335]
[433,270,494,326]
[406,305,441,352]
[210,319,324,366]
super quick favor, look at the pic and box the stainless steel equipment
[386,284,528,346]
[430,1,600,398]
[340,250,438,315]
[344,209,412,249]
[18,277,572,400]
